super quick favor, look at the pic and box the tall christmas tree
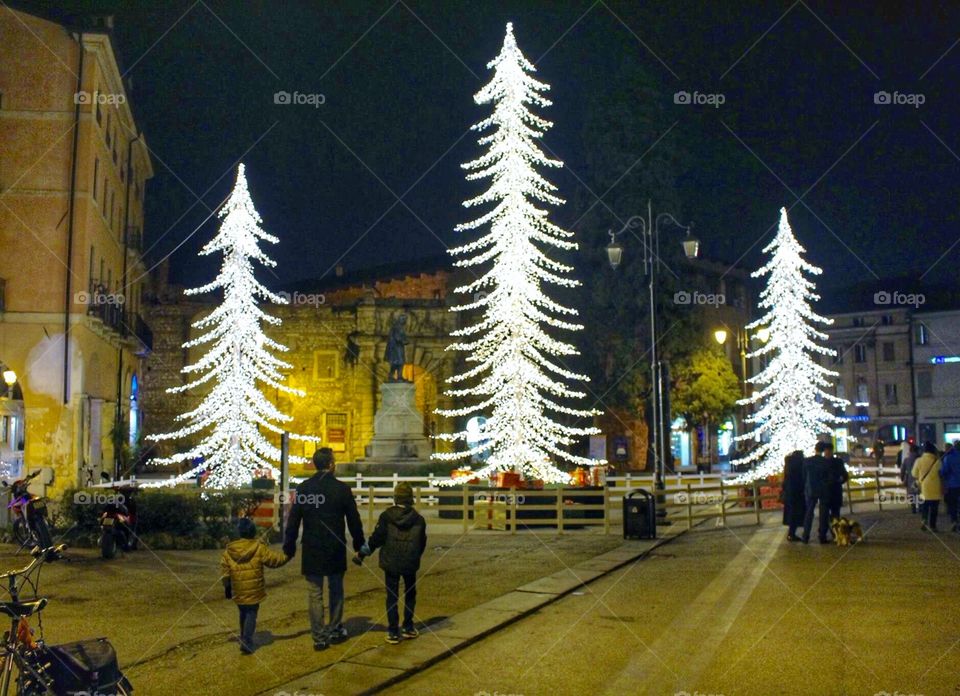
[734,207,847,480]
[432,23,603,485]
[148,164,316,488]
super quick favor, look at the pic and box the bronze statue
[384,314,408,381]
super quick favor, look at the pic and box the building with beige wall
[141,263,460,479]
[0,8,153,492]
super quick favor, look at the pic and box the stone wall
[141,292,460,477]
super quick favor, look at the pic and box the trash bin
[623,489,656,539]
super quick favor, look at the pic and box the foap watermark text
[674,290,725,307]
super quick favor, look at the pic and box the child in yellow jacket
[220,518,290,654]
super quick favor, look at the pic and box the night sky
[19,1,960,292]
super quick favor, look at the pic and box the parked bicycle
[0,545,133,694]
[2,473,52,554]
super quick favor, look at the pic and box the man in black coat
[802,441,834,544]
[782,450,806,542]
[828,454,849,522]
[283,448,365,650]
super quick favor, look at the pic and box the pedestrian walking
[782,450,805,542]
[220,518,291,654]
[829,453,849,522]
[355,482,427,644]
[912,442,944,532]
[802,441,834,544]
[900,444,920,513]
[940,439,960,532]
[283,448,366,650]
[873,438,885,469]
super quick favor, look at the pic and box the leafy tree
[671,347,741,429]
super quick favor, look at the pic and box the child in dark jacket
[220,518,290,654]
[355,482,427,644]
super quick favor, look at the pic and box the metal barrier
[345,469,909,534]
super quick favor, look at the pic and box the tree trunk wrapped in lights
[147,164,317,488]
[733,207,847,481]
[432,23,604,485]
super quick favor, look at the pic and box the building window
[109,190,115,227]
[313,351,339,381]
[95,95,101,125]
[854,344,867,363]
[917,371,933,399]
[105,113,111,146]
[882,341,895,362]
[856,380,869,404]
[852,317,864,327]
[880,315,893,326]
[916,323,929,345]
[0,277,5,312]
[324,413,348,453]
[92,158,99,200]
[884,383,898,404]
[102,179,108,216]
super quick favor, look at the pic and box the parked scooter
[2,471,53,553]
[99,488,138,559]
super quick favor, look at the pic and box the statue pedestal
[364,382,431,464]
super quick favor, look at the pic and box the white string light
[732,207,848,481]
[147,164,318,488]
[432,23,605,486]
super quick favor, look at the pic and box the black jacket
[829,456,849,506]
[782,452,806,526]
[803,455,833,500]
[283,471,365,576]
[367,505,427,576]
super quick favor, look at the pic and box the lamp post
[606,201,698,503]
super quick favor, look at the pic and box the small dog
[830,517,864,546]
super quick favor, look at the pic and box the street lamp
[606,201,697,510]
[713,328,728,345]
[2,370,15,388]
[755,327,770,343]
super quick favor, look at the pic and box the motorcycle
[2,471,52,553]
[98,489,138,560]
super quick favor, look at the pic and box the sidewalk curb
[264,523,696,696]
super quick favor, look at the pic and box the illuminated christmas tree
[733,207,847,480]
[432,23,603,485]
[148,164,316,488]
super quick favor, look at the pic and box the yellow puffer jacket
[220,538,290,605]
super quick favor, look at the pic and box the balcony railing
[126,227,142,253]
[82,283,152,353]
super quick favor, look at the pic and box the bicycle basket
[45,637,126,694]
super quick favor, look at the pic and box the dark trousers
[237,603,259,651]
[921,500,940,530]
[385,572,417,632]
[945,487,960,525]
[803,495,830,542]
[829,487,844,522]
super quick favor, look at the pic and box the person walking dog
[802,441,834,544]
[283,448,365,650]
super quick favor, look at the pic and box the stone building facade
[141,265,460,478]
